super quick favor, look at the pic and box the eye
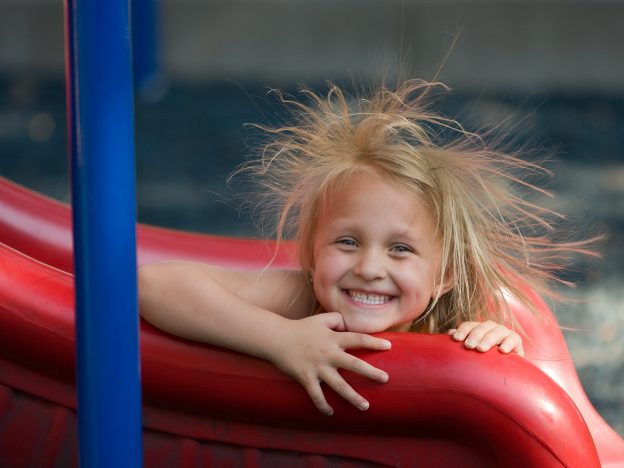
[390,244,413,254]
[336,237,358,248]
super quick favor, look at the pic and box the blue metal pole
[132,0,165,101]
[64,0,142,466]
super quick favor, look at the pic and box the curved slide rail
[0,176,295,273]
[0,241,602,467]
[0,177,622,466]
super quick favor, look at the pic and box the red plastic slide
[1,177,622,467]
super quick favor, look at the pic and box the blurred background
[0,0,622,435]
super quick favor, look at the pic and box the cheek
[311,253,331,290]
[314,249,346,279]
[393,264,433,300]
[312,251,349,296]
[313,264,335,294]
[311,269,335,313]
[394,264,422,287]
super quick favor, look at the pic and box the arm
[138,261,310,349]
[138,261,390,415]
[448,321,524,357]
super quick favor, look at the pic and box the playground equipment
[1,178,624,466]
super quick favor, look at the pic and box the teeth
[348,290,392,305]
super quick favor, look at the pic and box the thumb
[317,312,347,331]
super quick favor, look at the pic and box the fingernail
[382,340,391,349]
[448,329,457,334]
[453,332,465,340]
[500,344,511,353]
[379,373,389,383]
[359,401,369,411]
[324,408,334,416]
[465,340,475,348]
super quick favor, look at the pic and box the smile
[345,290,394,305]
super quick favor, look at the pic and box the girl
[139,79,590,416]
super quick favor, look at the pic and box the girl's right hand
[268,312,391,416]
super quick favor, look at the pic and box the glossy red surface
[1,177,622,467]
[0,176,296,272]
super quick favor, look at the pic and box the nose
[353,247,386,281]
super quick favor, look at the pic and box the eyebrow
[391,232,420,244]
[390,232,425,253]
[327,221,424,246]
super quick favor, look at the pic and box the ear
[434,266,454,297]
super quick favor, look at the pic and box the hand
[448,320,524,357]
[268,312,391,416]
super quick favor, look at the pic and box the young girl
[139,79,589,416]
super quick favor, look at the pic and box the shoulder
[200,264,315,320]
[140,261,314,319]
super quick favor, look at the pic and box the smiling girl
[139,79,590,416]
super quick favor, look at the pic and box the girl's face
[311,170,453,333]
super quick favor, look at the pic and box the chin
[343,320,390,334]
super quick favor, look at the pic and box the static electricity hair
[238,79,597,332]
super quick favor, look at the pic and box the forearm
[139,261,391,416]
[138,261,287,362]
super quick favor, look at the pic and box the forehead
[317,170,437,237]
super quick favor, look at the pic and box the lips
[345,289,394,305]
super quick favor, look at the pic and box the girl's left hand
[448,321,524,357]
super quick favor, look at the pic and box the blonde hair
[238,79,597,333]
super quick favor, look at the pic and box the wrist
[251,313,293,364]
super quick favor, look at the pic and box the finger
[449,321,480,341]
[461,321,499,349]
[452,321,498,349]
[499,334,524,357]
[338,353,389,383]
[316,312,347,331]
[321,369,370,412]
[340,332,392,352]
[302,378,334,416]
[474,325,516,352]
